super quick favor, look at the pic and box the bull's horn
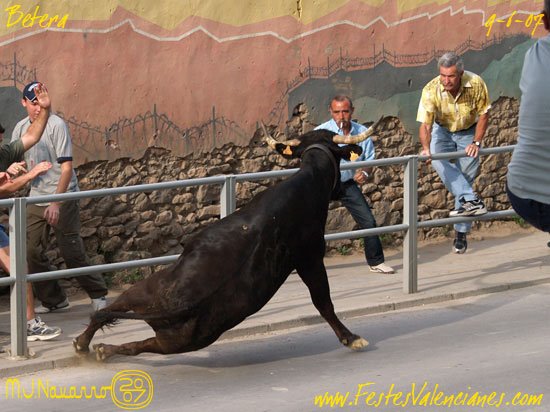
[261,122,300,148]
[281,139,300,146]
[261,121,279,149]
[332,115,385,144]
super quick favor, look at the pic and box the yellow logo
[111,370,154,410]
[4,369,154,410]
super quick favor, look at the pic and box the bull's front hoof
[73,338,89,354]
[93,344,110,362]
[347,337,369,351]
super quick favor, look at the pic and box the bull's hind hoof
[73,338,89,354]
[93,344,110,362]
[347,337,369,351]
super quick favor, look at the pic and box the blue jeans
[0,229,8,249]
[430,123,480,233]
[338,181,385,266]
[507,185,550,232]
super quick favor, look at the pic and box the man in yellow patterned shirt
[417,51,490,254]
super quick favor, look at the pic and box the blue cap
[23,81,41,102]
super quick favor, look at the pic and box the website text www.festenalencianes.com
[314,382,543,409]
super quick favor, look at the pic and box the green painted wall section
[352,38,535,140]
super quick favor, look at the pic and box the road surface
[3,284,549,411]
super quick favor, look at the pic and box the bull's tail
[93,307,193,325]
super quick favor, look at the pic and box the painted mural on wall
[0,0,544,164]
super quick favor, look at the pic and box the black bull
[74,128,374,361]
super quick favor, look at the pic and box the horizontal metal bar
[234,169,298,182]
[341,157,410,170]
[7,176,229,205]
[325,224,409,241]
[0,146,515,207]
[421,145,514,162]
[418,210,517,229]
[0,277,15,287]
[26,255,180,283]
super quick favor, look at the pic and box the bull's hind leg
[94,337,163,362]
[296,260,369,351]
[93,328,195,361]
[73,297,133,354]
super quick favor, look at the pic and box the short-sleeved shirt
[0,139,25,172]
[314,119,375,183]
[417,71,491,132]
[11,114,79,201]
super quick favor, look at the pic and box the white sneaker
[27,317,62,341]
[34,298,70,314]
[369,262,395,274]
[91,296,107,311]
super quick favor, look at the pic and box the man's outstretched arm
[21,83,51,151]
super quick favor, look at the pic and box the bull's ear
[338,144,363,161]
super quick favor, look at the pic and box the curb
[3,276,550,378]
[0,354,82,379]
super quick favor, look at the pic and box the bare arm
[0,173,9,187]
[465,113,489,158]
[0,172,36,197]
[473,113,488,144]
[55,160,73,196]
[20,84,51,151]
[0,162,52,198]
[43,160,73,226]
[419,123,433,157]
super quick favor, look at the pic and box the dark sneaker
[449,196,487,217]
[27,317,62,341]
[453,232,468,254]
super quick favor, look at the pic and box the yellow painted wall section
[2,0,542,33]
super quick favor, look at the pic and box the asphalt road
[3,284,549,412]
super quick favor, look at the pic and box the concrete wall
[0,1,544,162]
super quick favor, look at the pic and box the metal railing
[1,146,516,359]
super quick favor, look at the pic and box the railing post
[9,198,29,359]
[220,175,236,218]
[403,156,418,293]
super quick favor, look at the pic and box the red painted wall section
[0,1,544,162]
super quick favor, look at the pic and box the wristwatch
[473,141,481,148]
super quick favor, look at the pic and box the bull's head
[262,117,382,161]
[262,118,382,197]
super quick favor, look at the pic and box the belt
[435,122,477,132]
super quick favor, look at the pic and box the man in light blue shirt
[315,95,394,274]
